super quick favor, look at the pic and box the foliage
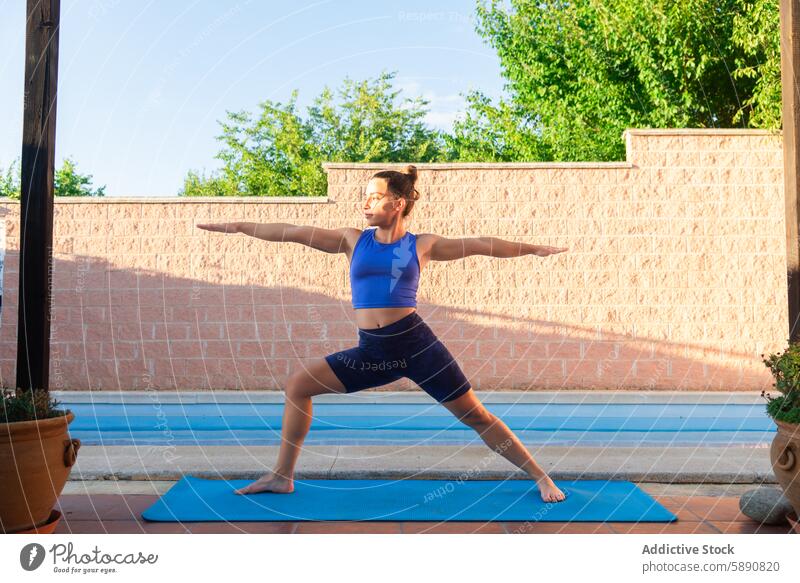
[761,341,800,424]
[766,396,800,424]
[181,71,447,197]
[0,158,20,198]
[0,157,106,198]
[0,389,68,424]
[445,0,779,162]
[442,91,549,161]
[730,0,781,128]
[54,158,106,197]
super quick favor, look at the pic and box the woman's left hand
[533,246,569,257]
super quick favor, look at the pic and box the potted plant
[761,341,800,529]
[0,389,80,533]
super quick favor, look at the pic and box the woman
[197,165,569,502]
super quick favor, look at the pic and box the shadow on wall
[0,248,774,393]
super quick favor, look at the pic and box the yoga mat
[141,476,677,522]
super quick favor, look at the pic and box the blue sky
[0,1,504,197]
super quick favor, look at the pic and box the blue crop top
[350,227,420,309]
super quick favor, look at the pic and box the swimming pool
[59,396,776,447]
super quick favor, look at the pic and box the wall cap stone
[322,161,634,170]
[0,196,331,204]
[622,128,780,136]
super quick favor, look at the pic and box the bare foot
[536,477,566,503]
[234,470,294,495]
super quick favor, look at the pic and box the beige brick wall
[0,129,786,392]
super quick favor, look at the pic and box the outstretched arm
[196,222,358,254]
[423,233,568,261]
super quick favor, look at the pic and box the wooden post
[782,0,800,343]
[17,0,60,393]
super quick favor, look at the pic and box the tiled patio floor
[52,492,796,535]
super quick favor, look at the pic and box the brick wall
[0,129,785,392]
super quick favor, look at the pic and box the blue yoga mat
[141,476,677,522]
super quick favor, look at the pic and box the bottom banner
[1,534,798,582]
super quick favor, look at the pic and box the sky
[0,0,505,197]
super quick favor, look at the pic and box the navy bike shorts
[324,311,472,403]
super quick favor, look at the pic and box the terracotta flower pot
[11,510,63,534]
[0,411,80,533]
[770,419,800,520]
[787,511,800,534]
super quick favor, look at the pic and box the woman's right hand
[196,223,238,233]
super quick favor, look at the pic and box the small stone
[739,487,793,525]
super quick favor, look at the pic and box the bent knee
[285,365,341,399]
[285,371,315,400]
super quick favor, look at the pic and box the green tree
[0,156,106,198]
[446,0,779,162]
[54,158,106,197]
[181,71,446,197]
[0,158,19,198]
[731,0,781,128]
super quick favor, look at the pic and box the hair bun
[403,164,418,184]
